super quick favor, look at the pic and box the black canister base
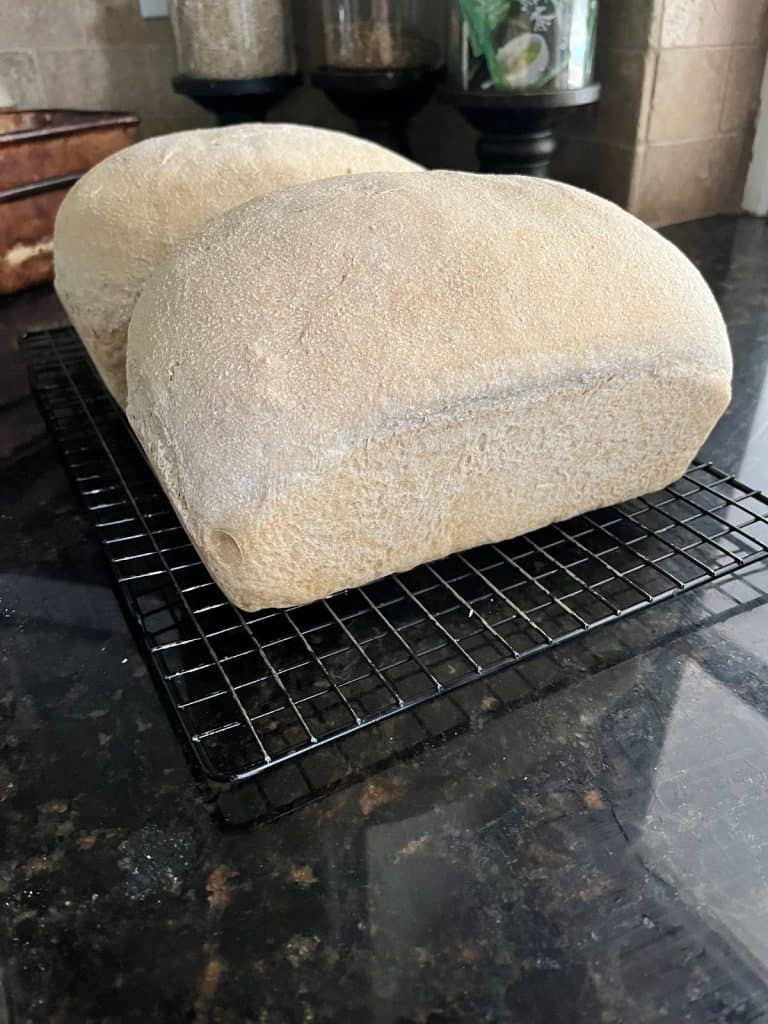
[172,73,302,125]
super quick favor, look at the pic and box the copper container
[0,109,139,295]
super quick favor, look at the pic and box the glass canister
[170,0,296,80]
[320,0,443,71]
[449,0,598,93]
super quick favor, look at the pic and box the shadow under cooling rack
[20,327,768,784]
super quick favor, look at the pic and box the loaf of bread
[53,124,421,406]
[126,171,732,612]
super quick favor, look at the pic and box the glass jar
[170,0,296,80]
[448,0,598,93]
[320,0,443,71]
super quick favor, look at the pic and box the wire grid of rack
[21,326,768,783]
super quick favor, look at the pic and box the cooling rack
[20,326,768,783]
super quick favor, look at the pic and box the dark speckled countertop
[2,214,768,1024]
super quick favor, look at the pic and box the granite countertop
[1,214,768,1023]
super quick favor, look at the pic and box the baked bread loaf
[127,171,732,612]
[53,123,421,406]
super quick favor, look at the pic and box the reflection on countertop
[1,214,768,1023]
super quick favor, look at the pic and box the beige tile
[36,46,148,111]
[78,0,173,47]
[0,50,45,107]
[593,144,638,207]
[720,44,768,131]
[634,134,743,224]
[593,48,652,145]
[0,0,87,49]
[647,0,665,48]
[626,142,647,213]
[597,0,660,50]
[636,49,659,141]
[735,121,760,207]
[143,39,181,99]
[723,126,754,211]
[143,42,199,118]
[727,0,768,45]
[37,42,215,128]
[141,44,221,130]
[551,137,636,207]
[648,47,730,142]
[662,0,713,46]
[144,12,178,50]
[662,0,768,48]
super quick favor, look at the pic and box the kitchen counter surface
[2,214,768,1024]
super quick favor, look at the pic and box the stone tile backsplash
[662,0,768,49]
[720,45,768,132]
[648,47,731,142]
[0,51,45,109]
[0,0,212,138]
[555,0,768,224]
[635,134,744,224]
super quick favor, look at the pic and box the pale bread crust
[126,171,732,612]
[53,123,421,406]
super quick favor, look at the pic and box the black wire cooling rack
[21,326,768,783]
